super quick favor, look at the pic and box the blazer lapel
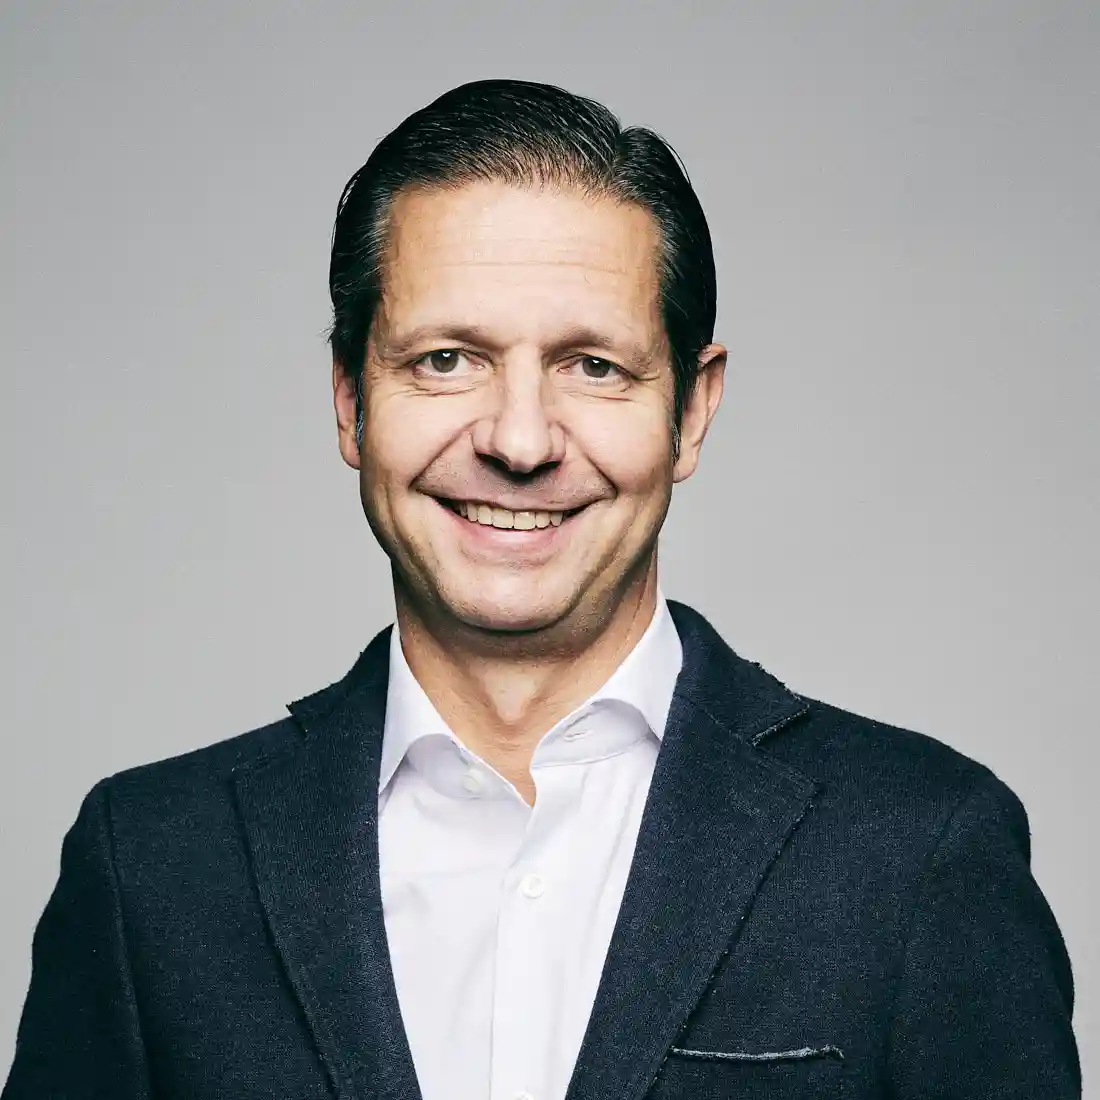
[565,601,819,1100]
[231,601,816,1100]
[232,628,422,1100]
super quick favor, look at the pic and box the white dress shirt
[377,594,683,1100]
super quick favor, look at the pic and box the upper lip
[436,496,589,513]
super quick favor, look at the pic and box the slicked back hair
[328,79,717,448]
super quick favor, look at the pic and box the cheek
[361,400,453,490]
[572,403,675,493]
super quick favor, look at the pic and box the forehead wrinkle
[384,240,650,299]
[393,238,646,277]
[387,184,659,272]
[429,257,636,272]
[380,261,657,339]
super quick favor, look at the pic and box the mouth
[433,497,588,531]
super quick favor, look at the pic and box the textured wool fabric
[3,602,1080,1099]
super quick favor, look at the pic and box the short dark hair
[328,79,716,437]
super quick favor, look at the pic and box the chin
[442,581,579,636]
[454,600,567,636]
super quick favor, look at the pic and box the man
[3,79,1079,1099]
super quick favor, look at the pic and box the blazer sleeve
[3,781,152,1099]
[886,771,1080,1098]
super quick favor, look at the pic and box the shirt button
[519,873,546,899]
[461,770,484,794]
[562,728,586,741]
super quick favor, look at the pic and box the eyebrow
[377,323,655,369]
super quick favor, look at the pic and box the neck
[393,566,660,800]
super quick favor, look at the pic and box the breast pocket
[649,1044,848,1100]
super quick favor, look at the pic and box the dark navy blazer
[3,602,1080,1098]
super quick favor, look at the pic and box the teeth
[453,501,570,529]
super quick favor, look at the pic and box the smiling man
[4,81,1079,1099]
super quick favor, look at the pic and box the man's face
[335,180,723,637]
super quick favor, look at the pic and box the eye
[568,356,624,384]
[416,348,472,375]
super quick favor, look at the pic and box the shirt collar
[379,590,683,794]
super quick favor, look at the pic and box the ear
[333,358,362,470]
[672,344,726,484]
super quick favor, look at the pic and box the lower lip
[436,499,576,553]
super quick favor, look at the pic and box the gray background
[2,0,1096,1085]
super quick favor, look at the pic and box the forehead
[376,181,664,349]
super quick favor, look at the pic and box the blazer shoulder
[764,694,1020,828]
[749,695,1048,918]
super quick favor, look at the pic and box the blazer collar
[233,600,817,1100]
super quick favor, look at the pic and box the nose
[471,363,565,474]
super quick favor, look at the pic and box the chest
[377,743,659,1100]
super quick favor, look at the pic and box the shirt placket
[489,763,576,1100]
